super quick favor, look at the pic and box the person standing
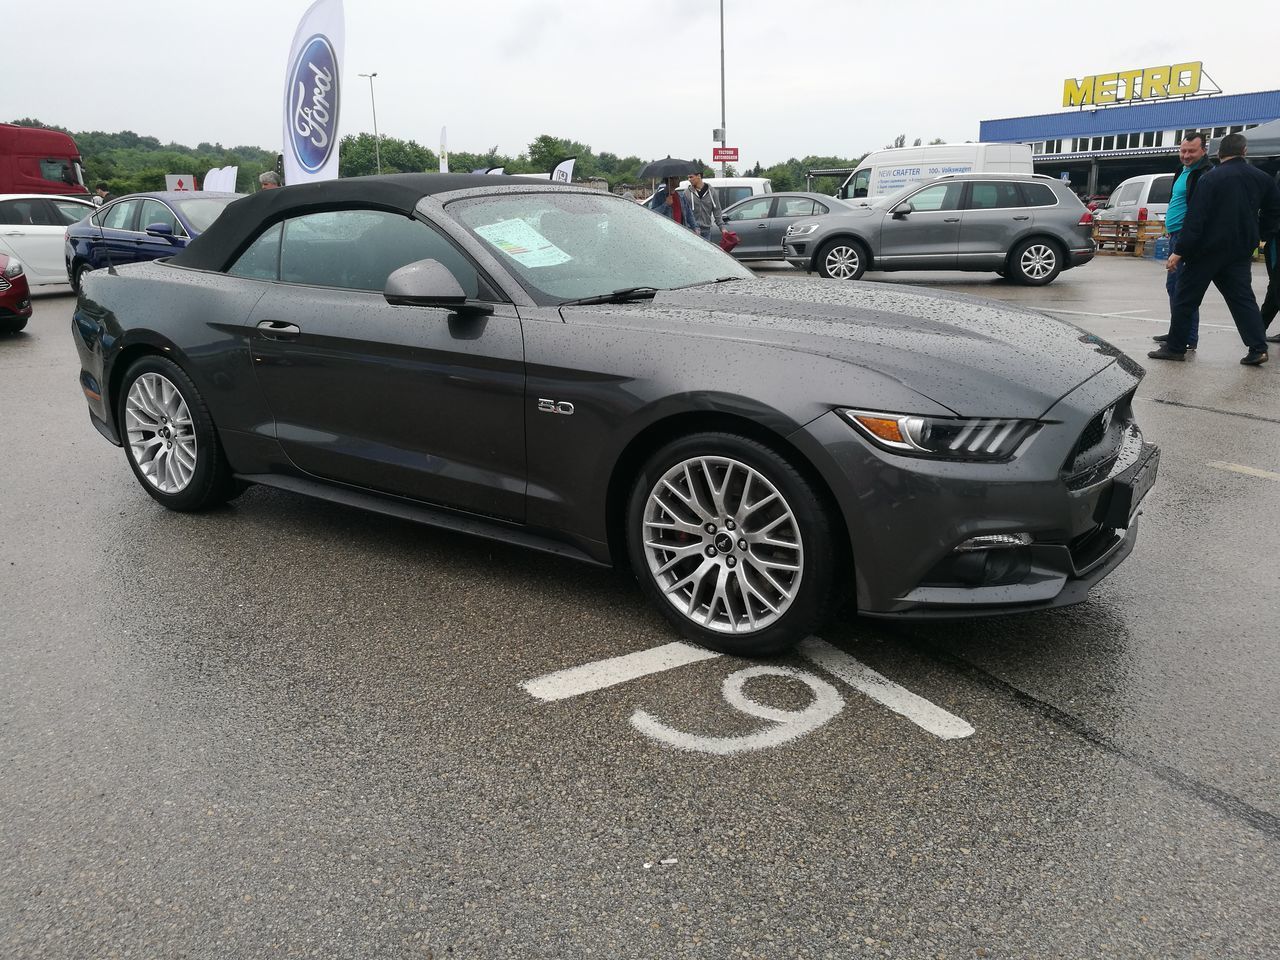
[1263,219,1280,344]
[1152,132,1212,350]
[258,171,281,190]
[92,183,113,207]
[645,176,698,232]
[1148,133,1280,366]
[686,170,724,242]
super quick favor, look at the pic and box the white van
[836,143,1034,203]
[1092,173,1176,224]
[678,176,772,208]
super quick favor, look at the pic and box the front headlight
[1,258,23,279]
[841,409,1040,461]
[786,223,819,237]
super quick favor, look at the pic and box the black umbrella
[638,157,701,180]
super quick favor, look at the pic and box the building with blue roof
[979,89,1280,196]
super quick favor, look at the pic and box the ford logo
[288,34,339,173]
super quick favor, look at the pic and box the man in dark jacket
[1152,131,1212,350]
[1149,133,1280,366]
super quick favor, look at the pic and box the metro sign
[712,147,739,162]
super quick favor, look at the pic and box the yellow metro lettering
[1170,62,1202,96]
[1094,74,1120,105]
[1142,67,1171,99]
[1063,76,1094,107]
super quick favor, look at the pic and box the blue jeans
[1165,232,1199,347]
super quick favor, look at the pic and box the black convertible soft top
[170,173,554,272]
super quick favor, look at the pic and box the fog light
[954,533,1033,552]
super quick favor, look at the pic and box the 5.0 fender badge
[537,399,575,415]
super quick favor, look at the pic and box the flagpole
[359,71,381,174]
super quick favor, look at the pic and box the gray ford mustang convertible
[72,174,1159,656]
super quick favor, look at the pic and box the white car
[1092,173,1176,224]
[0,193,96,287]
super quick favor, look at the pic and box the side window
[965,182,1022,210]
[849,169,871,198]
[278,209,484,297]
[1146,176,1175,205]
[1018,183,1058,207]
[51,200,92,225]
[228,223,283,280]
[718,186,753,207]
[103,200,140,231]
[0,199,51,225]
[0,200,25,225]
[813,201,831,215]
[907,183,962,211]
[777,198,817,217]
[725,197,773,221]
[139,199,181,234]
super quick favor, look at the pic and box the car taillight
[1137,207,1149,222]
[1078,211,1093,225]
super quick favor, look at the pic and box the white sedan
[0,194,96,287]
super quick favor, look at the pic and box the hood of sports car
[586,278,1134,419]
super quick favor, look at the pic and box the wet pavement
[2,258,1278,959]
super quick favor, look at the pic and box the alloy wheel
[642,456,804,634]
[125,372,197,494]
[1019,243,1057,280]
[823,245,861,280]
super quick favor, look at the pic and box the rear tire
[117,355,240,511]
[816,239,868,281]
[1009,238,1063,286]
[626,432,842,657]
[72,262,90,293]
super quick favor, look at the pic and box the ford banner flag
[283,0,344,185]
[550,157,576,184]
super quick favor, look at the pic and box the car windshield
[172,196,238,234]
[448,190,751,305]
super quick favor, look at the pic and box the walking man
[1148,133,1280,366]
[1263,219,1279,344]
[1152,132,1212,350]
[686,170,724,243]
[645,176,699,233]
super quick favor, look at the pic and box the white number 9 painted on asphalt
[630,665,844,755]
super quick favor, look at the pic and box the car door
[135,198,188,262]
[722,196,776,259]
[238,208,527,521]
[876,181,963,268]
[767,198,835,255]
[96,199,144,268]
[0,198,71,284]
[956,181,1031,267]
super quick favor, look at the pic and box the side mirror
[384,259,493,315]
[145,222,180,244]
[891,202,913,218]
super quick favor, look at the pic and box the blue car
[65,191,241,291]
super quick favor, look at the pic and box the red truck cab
[0,123,88,195]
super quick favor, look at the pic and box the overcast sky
[5,1,1275,165]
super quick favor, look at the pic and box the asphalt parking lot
[3,256,1278,959]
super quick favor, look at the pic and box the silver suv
[784,173,1094,285]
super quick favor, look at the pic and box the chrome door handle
[256,320,300,340]
[943,217,960,223]
[1013,215,1030,221]
[756,223,768,228]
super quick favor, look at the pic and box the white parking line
[521,641,721,701]
[1039,307,1236,330]
[1207,461,1280,482]
[800,638,975,740]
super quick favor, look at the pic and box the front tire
[816,238,868,281]
[117,355,240,511]
[1009,238,1063,285]
[626,432,842,657]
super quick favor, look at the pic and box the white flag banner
[439,126,448,173]
[550,157,576,183]
[165,174,196,192]
[202,166,238,192]
[486,167,505,176]
[283,0,344,185]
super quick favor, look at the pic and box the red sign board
[712,147,739,162]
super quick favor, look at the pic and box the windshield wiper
[673,276,744,290]
[560,287,659,306]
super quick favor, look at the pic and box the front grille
[0,277,10,291]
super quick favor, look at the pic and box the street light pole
[358,71,381,175]
[719,0,726,177]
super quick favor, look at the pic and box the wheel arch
[603,410,852,580]
[811,232,874,272]
[105,336,192,437]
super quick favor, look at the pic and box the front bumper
[788,362,1155,619]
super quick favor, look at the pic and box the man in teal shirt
[1153,132,1213,350]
